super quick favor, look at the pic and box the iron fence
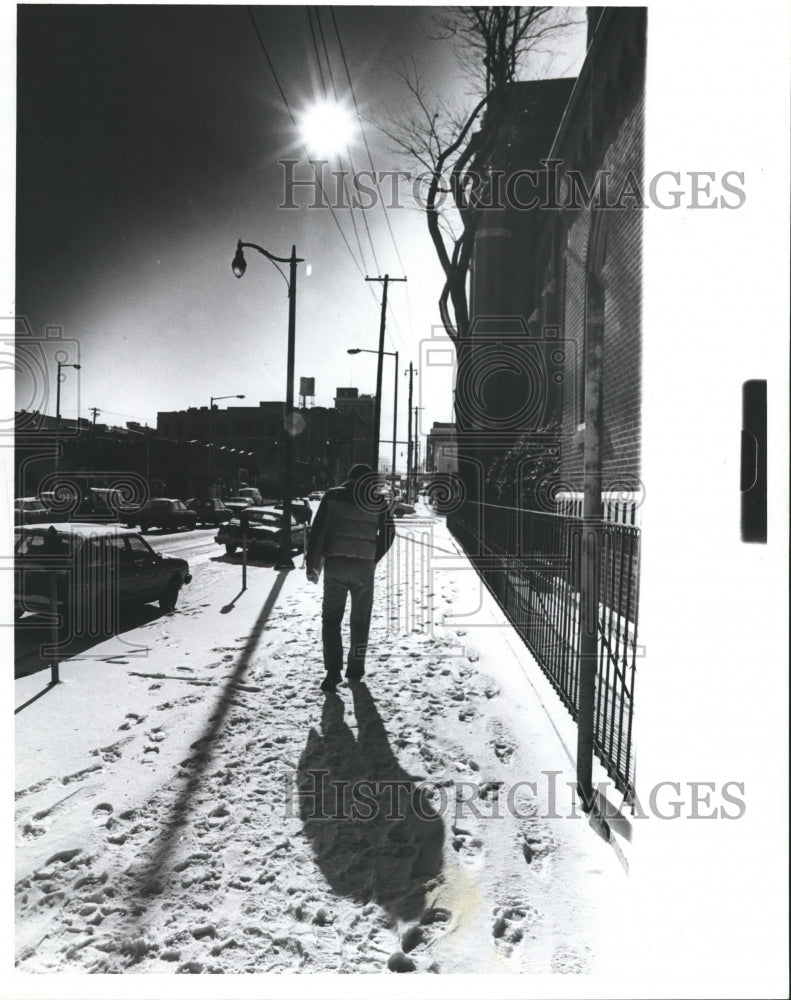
[449,502,639,804]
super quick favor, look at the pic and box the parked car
[237,487,263,506]
[73,487,129,522]
[38,490,73,521]
[223,496,254,517]
[14,522,192,624]
[272,498,313,526]
[128,498,198,533]
[14,497,54,525]
[392,500,416,518]
[187,497,232,527]
[215,505,306,556]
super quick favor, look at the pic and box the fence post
[576,270,605,811]
[49,575,60,685]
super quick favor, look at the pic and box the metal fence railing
[449,502,639,805]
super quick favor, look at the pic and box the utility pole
[414,406,425,480]
[364,274,406,473]
[90,407,100,436]
[405,362,414,500]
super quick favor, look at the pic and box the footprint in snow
[486,717,517,763]
[92,802,113,826]
[118,713,146,731]
[492,904,537,949]
[450,828,485,868]
[400,906,452,957]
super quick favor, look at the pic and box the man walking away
[306,464,395,692]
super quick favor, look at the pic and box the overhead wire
[247,5,410,379]
[306,6,374,277]
[314,6,382,278]
[328,6,412,355]
[245,6,368,283]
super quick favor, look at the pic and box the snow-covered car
[14,522,192,624]
[187,497,232,526]
[272,498,312,526]
[237,487,263,506]
[214,505,306,556]
[223,496,254,518]
[392,500,416,518]
[14,497,55,525]
[128,499,198,533]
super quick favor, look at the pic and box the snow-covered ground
[12,504,629,982]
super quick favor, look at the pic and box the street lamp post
[232,240,303,569]
[56,361,82,428]
[55,360,81,476]
[208,393,245,495]
[348,347,398,494]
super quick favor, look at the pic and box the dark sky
[13,4,584,435]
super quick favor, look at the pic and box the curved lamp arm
[233,240,305,293]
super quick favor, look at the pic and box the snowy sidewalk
[13,505,626,975]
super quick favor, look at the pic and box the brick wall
[553,10,646,495]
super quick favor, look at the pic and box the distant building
[333,388,376,471]
[425,422,458,476]
[157,395,374,494]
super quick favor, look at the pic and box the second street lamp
[208,393,245,495]
[347,347,398,496]
[232,239,303,569]
[56,361,82,427]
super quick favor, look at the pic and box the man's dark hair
[347,463,373,481]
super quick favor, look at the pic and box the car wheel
[225,543,238,555]
[159,575,181,613]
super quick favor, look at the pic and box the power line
[330,5,409,277]
[245,6,368,282]
[329,6,411,352]
[310,6,380,277]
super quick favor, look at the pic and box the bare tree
[380,7,581,349]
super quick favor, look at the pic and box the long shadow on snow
[133,568,289,895]
[297,683,445,921]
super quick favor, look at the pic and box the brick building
[157,394,374,495]
[424,422,458,476]
[448,7,646,804]
[456,6,645,519]
[537,7,645,500]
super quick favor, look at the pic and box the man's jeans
[322,557,376,679]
